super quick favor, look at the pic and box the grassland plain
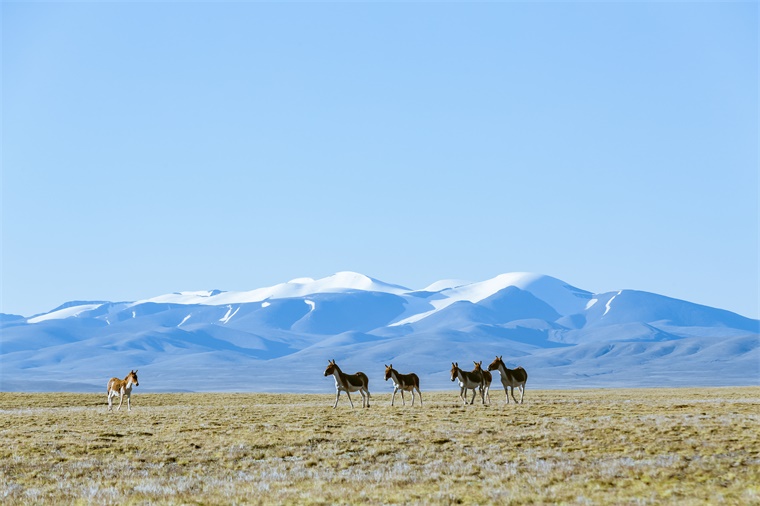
[0,388,758,505]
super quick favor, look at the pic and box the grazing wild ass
[107,370,139,411]
[473,361,492,405]
[324,360,371,408]
[450,362,486,405]
[384,364,422,407]
[487,355,528,404]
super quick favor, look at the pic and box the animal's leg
[116,392,124,411]
[365,388,370,408]
[333,390,341,409]
[346,391,355,409]
[107,392,113,411]
[459,386,466,405]
[400,390,406,406]
[391,388,397,406]
[511,386,519,404]
[505,386,511,404]
[416,388,422,407]
[127,394,131,412]
[519,384,525,404]
[470,388,477,405]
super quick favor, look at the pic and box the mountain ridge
[1,272,757,393]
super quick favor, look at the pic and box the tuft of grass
[0,388,758,504]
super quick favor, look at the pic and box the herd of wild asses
[106,357,528,411]
[322,357,528,409]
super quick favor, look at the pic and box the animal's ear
[499,355,503,360]
[134,369,138,373]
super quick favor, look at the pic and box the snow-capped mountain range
[1,272,757,393]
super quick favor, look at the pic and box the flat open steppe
[1,388,758,505]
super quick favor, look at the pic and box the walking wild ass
[324,360,371,408]
[384,364,422,406]
[487,355,528,404]
[107,370,139,411]
[450,362,486,405]
[473,361,492,405]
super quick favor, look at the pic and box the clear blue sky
[2,1,758,319]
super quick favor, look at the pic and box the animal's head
[473,361,483,372]
[128,369,139,387]
[450,362,460,382]
[384,364,393,381]
[488,355,503,371]
[324,360,337,377]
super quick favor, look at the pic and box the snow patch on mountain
[604,291,622,316]
[219,306,239,324]
[28,304,103,324]
[137,271,410,307]
[393,272,589,326]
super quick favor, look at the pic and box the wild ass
[473,361,492,405]
[107,370,139,411]
[487,355,528,404]
[450,362,486,405]
[384,364,422,407]
[324,360,371,408]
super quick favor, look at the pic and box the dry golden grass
[1,387,758,505]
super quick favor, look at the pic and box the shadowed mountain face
[1,272,757,392]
